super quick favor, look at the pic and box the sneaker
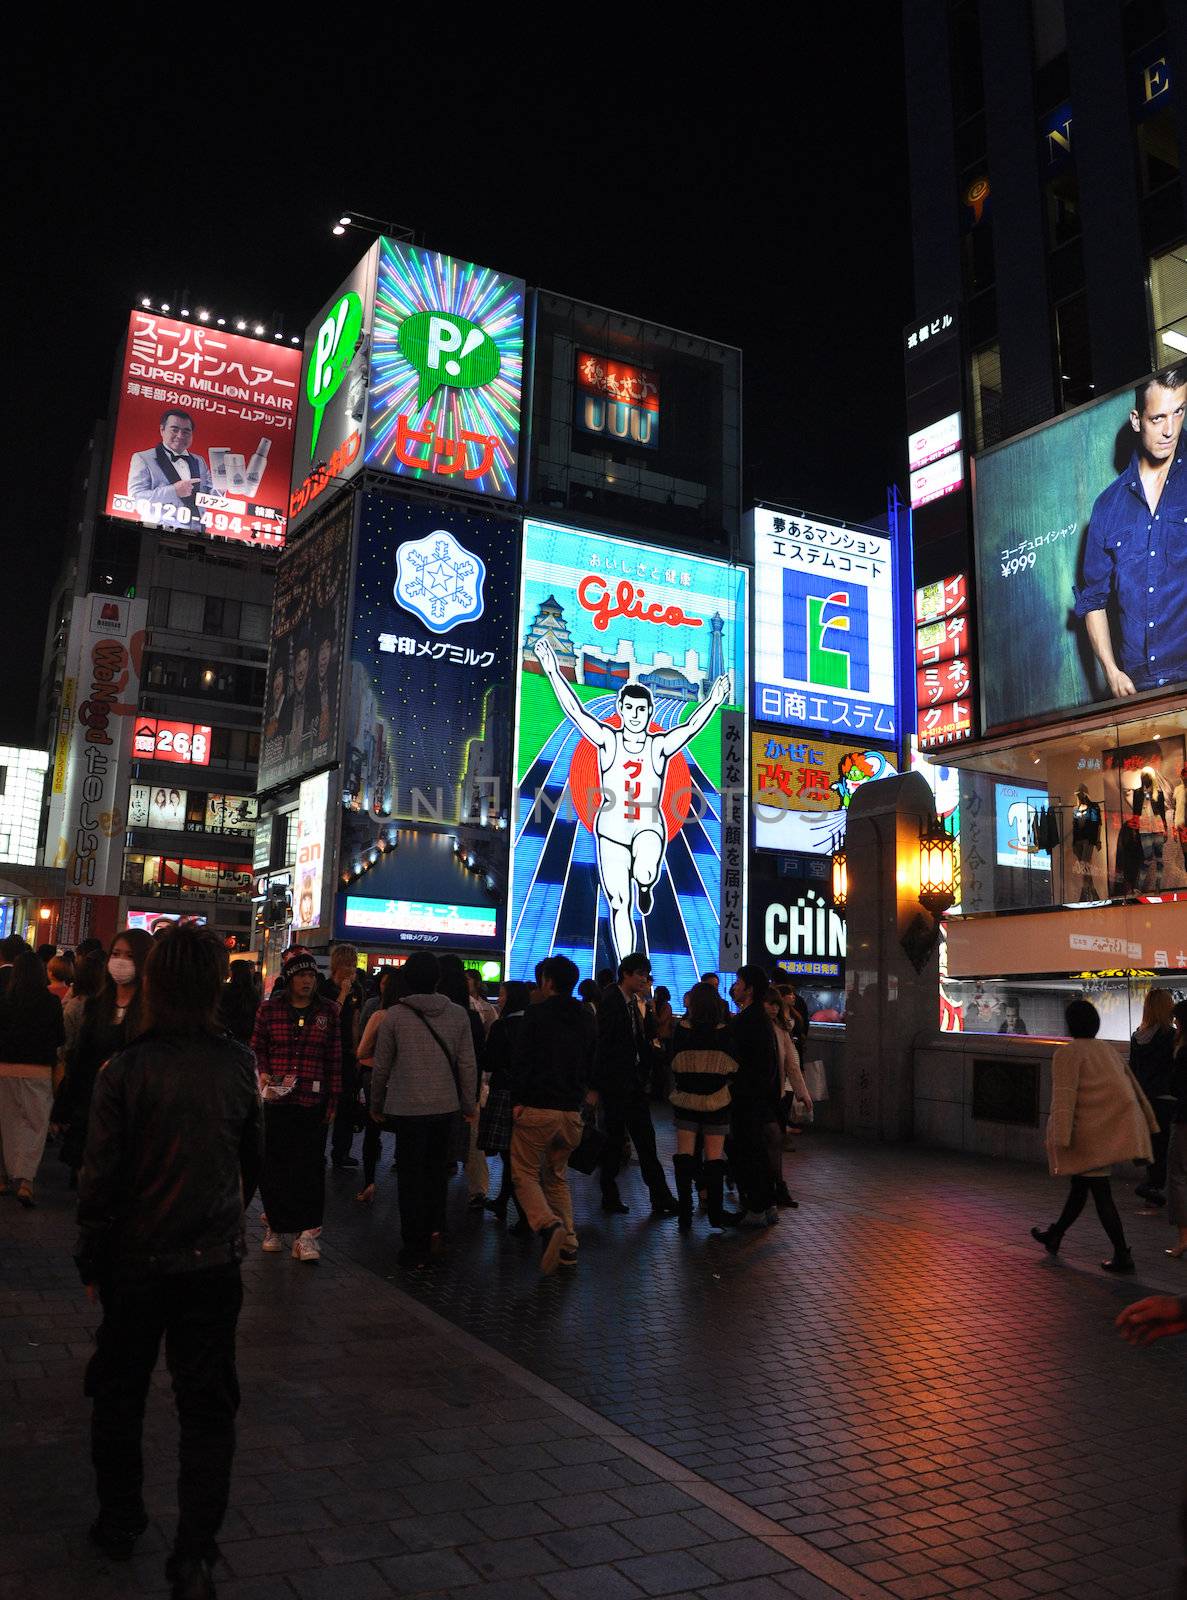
[539,1221,565,1276]
[293,1231,320,1262]
[261,1230,285,1252]
[89,1515,147,1561]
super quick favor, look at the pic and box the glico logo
[782,571,870,694]
[577,575,702,634]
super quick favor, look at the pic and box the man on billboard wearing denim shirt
[1075,367,1187,698]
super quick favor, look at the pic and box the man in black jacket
[509,955,596,1274]
[76,923,262,1600]
[590,953,679,1217]
[727,965,781,1226]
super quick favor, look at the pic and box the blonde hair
[1142,989,1175,1030]
[330,943,359,975]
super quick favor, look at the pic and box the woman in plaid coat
[479,981,531,1230]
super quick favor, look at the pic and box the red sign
[918,698,973,747]
[576,352,660,411]
[915,613,969,667]
[105,311,301,548]
[577,575,701,633]
[133,719,211,766]
[916,658,972,708]
[915,573,968,626]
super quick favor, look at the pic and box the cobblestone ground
[4,1118,1187,1600]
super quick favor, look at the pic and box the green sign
[307,290,363,456]
[397,311,500,408]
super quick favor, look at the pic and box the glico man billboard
[105,310,300,547]
[974,365,1187,731]
[751,506,898,741]
[289,239,525,532]
[508,520,748,997]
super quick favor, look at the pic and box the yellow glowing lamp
[918,816,956,917]
[830,831,848,914]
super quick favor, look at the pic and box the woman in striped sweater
[669,982,738,1232]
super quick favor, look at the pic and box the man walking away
[508,955,596,1274]
[728,966,782,1226]
[591,954,679,1217]
[76,922,262,1600]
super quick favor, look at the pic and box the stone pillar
[843,772,941,1143]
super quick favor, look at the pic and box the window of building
[1149,245,1187,365]
[1055,293,1094,409]
[240,603,269,643]
[971,344,1003,450]
[1044,171,1081,248]
[168,590,205,633]
[1136,103,1179,196]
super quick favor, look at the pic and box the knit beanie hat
[282,948,319,982]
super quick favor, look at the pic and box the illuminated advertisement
[508,519,747,997]
[342,898,499,939]
[364,238,524,501]
[1102,736,1187,895]
[914,573,975,748]
[994,781,1051,869]
[258,497,354,794]
[975,368,1187,730]
[129,782,186,830]
[293,771,330,932]
[289,245,378,533]
[751,506,897,740]
[908,411,962,472]
[204,794,257,836]
[752,731,897,855]
[47,595,147,943]
[910,449,964,509]
[575,351,660,449]
[747,853,846,1019]
[126,911,207,934]
[105,310,299,547]
[132,718,211,767]
[337,493,519,952]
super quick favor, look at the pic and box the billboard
[289,245,378,532]
[364,238,525,502]
[258,497,354,794]
[47,595,147,926]
[293,771,330,932]
[575,351,660,449]
[508,519,747,997]
[129,782,186,830]
[752,507,897,740]
[132,718,211,766]
[752,731,897,855]
[336,494,519,953]
[974,370,1187,730]
[915,573,975,749]
[105,310,299,547]
[747,853,846,1019]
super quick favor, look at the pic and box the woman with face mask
[54,930,151,1184]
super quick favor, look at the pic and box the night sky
[8,18,911,749]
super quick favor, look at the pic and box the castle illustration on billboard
[522,593,726,704]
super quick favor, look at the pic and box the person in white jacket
[1031,999,1158,1274]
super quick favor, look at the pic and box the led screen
[508,519,747,997]
[106,310,299,546]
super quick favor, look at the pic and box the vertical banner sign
[51,678,75,795]
[914,574,975,747]
[509,519,748,999]
[719,711,745,972]
[51,595,147,911]
[365,239,525,501]
[293,771,330,932]
[105,311,300,547]
[752,507,897,740]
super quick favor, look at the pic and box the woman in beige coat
[1031,999,1158,1274]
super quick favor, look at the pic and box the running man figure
[533,635,730,963]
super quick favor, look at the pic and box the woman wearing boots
[1032,999,1159,1273]
[669,981,738,1232]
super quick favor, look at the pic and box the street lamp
[918,816,957,917]
[830,831,847,913]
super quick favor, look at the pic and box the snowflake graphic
[394,530,487,635]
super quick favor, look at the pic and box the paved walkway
[4,1119,1187,1600]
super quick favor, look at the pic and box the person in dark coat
[727,965,782,1226]
[76,922,261,1600]
[0,950,65,1205]
[590,954,679,1217]
[218,962,260,1046]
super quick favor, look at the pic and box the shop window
[970,343,1003,450]
[1056,292,1094,409]
[1149,244,1187,364]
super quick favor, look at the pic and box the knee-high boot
[704,1160,737,1230]
[672,1154,696,1233]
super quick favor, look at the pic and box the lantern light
[830,831,847,914]
[918,815,957,917]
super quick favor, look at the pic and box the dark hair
[619,953,651,980]
[698,971,719,985]
[436,953,469,1008]
[1065,999,1101,1039]
[142,924,228,1034]
[1134,365,1187,414]
[70,949,106,1002]
[596,968,615,989]
[619,683,654,710]
[0,934,28,964]
[1173,1001,1187,1056]
[379,967,409,1007]
[160,407,195,429]
[538,954,579,996]
[76,938,104,958]
[736,964,770,1003]
[654,986,671,1005]
[402,951,439,995]
[36,943,56,964]
[227,961,260,999]
[578,979,600,1004]
[684,980,722,1031]
[88,928,153,1032]
[501,980,532,1014]
[7,950,48,1006]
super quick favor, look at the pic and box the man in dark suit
[589,953,679,1217]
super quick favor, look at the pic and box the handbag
[566,1103,608,1175]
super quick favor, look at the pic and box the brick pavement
[4,1124,1187,1599]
